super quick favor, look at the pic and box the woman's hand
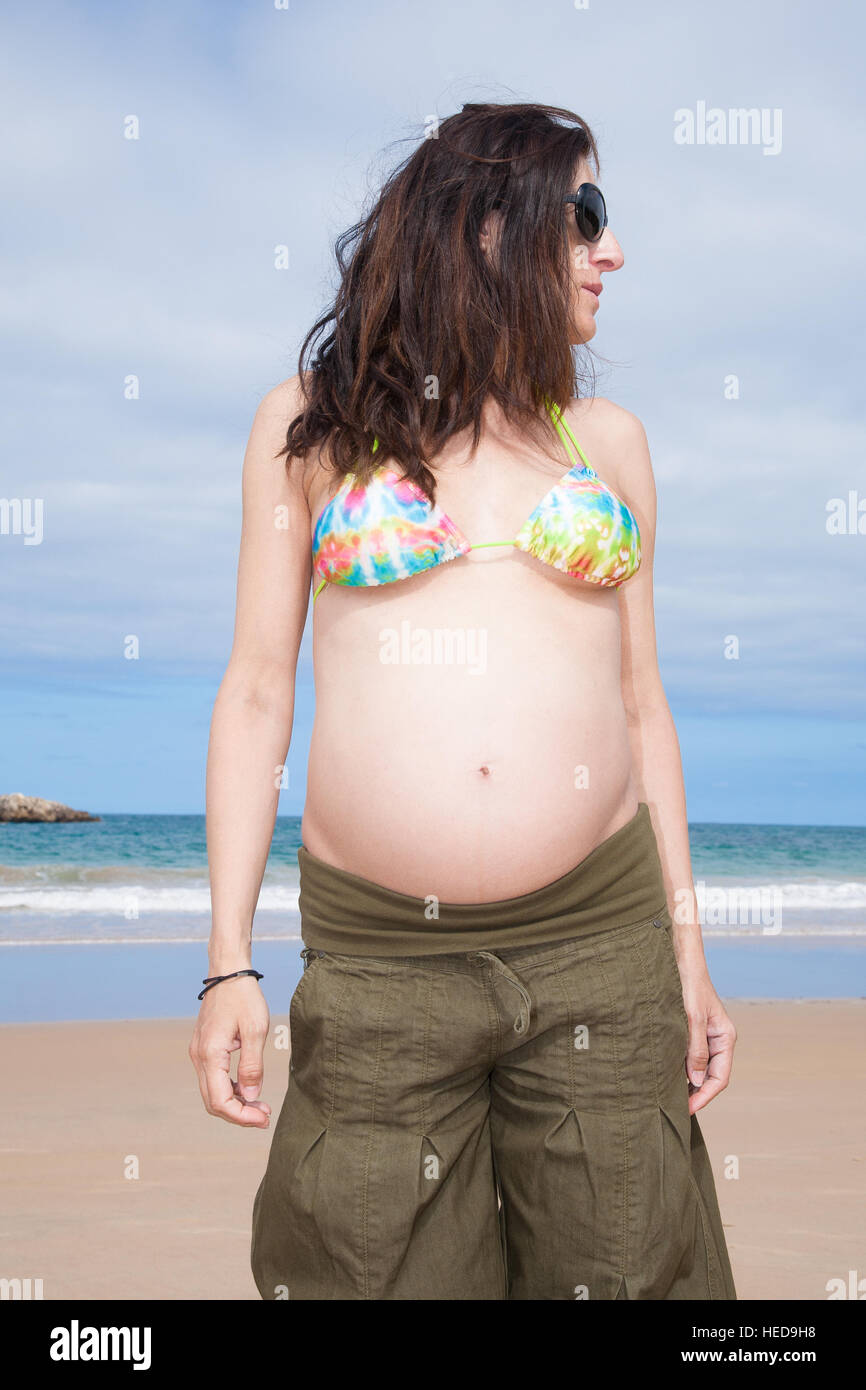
[189,975,272,1127]
[677,951,737,1116]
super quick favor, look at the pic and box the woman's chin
[571,314,598,344]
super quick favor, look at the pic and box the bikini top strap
[545,398,595,475]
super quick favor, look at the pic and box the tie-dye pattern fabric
[312,469,471,590]
[513,471,641,587]
[311,403,641,596]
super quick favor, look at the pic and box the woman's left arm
[604,402,737,1116]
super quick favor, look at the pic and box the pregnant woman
[190,101,737,1301]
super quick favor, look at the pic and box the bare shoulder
[250,372,308,450]
[564,396,653,495]
[246,373,318,501]
[256,372,309,423]
[565,395,648,450]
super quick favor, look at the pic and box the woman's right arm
[189,375,312,1128]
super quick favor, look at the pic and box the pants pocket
[654,912,690,1031]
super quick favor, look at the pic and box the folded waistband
[297,801,667,957]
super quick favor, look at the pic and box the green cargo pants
[251,906,736,1300]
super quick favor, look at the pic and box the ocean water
[0,814,864,1017]
[1,813,864,941]
[0,815,303,943]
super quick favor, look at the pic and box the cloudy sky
[2,0,863,822]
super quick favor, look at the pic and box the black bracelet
[197,969,263,1001]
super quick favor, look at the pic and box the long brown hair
[281,101,600,500]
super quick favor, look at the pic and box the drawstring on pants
[468,950,532,1035]
[300,947,325,971]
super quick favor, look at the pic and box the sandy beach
[2,999,864,1301]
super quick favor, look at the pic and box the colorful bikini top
[311,398,641,599]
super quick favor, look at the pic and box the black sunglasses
[563,183,608,242]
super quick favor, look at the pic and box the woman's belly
[301,554,639,901]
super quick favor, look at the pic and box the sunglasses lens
[576,185,606,241]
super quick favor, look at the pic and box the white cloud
[1,0,863,720]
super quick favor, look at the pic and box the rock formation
[0,794,100,823]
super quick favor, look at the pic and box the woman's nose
[594,229,624,272]
[594,226,622,269]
